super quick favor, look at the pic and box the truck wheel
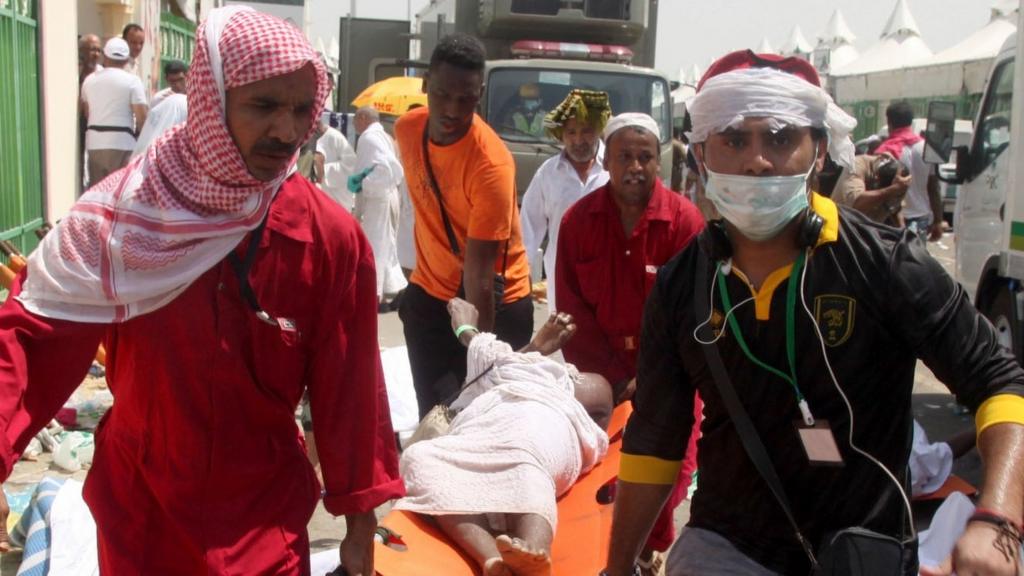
[985,284,1022,362]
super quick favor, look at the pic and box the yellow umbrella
[351,76,427,116]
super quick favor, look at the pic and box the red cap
[697,49,821,90]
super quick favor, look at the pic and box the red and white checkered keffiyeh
[18,6,328,322]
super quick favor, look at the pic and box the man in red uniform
[555,112,704,575]
[0,7,403,575]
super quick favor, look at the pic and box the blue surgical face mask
[524,99,540,111]
[703,161,815,241]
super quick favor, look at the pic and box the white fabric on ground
[310,549,340,576]
[909,420,953,496]
[381,346,419,436]
[47,479,99,576]
[353,122,408,297]
[394,333,608,531]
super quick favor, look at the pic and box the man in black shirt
[602,50,1024,576]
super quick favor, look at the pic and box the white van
[926,27,1021,358]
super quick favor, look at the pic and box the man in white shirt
[521,89,611,313]
[314,117,358,211]
[150,60,187,109]
[122,23,145,77]
[81,37,148,188]
[351,106,408,308]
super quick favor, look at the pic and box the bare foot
[484,557,511,576]
[495,535,551,576]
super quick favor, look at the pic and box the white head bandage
[602,112,661,143]
[685,67,857,170]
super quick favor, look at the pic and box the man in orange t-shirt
[395,33,533,418]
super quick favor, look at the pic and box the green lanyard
[717,251,811,417]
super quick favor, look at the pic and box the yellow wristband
[976,394,1024,438]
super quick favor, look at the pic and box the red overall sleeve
[0,273,104,478]
[555,210,629,385]
[307,230,405,516]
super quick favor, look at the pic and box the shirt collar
[810,191,839,245]
[264,173,314,244]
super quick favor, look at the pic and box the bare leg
[495,513,552,576]
[434,514,510,576]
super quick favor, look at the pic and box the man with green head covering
[520,89,611,313]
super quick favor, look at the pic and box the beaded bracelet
[968,508,1023,562]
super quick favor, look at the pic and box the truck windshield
[485,68,671,144]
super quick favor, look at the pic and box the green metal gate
[0,0,42,263]
[159,11,195,88]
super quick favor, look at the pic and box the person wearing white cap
[80,36,148,188]
[556,111,705,576]
[605,50,1024,576]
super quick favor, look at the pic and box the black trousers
[399,282,534,418]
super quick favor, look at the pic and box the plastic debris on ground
[52,432,95,473]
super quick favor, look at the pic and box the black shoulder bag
[693,247,912,576]
[421,126,508,310]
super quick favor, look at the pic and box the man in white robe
[351,106,408,306]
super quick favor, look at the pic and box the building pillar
[96,0,133,39]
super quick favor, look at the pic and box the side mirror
[924,101,957,164]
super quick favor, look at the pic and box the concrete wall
[40,0,81,221]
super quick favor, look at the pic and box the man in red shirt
[555,112,704,574]
[0,7,402,575]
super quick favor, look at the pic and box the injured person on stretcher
[395,298,613,576]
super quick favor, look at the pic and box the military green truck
[414,0,672,193]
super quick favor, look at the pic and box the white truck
[925,5,1022,358]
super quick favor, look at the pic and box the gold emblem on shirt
[813,295,856,347]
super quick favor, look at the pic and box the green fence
[0,0,43,267]
[842,92,984,142]
[159,11,195,88]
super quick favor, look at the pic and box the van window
[973,59,1014,176]
[485,68,671,144]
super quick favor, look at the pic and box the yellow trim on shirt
[727,193,840,321]
[619,453,683,485]
[976,394,1024,438]
[810,192,839,245]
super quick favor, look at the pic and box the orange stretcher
[374,403,633,575]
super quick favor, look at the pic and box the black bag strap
[422,125,462,257]
[694,247,819,569]
[421,124,511,278]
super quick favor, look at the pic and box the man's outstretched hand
[525,312,576,356]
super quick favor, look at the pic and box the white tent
[756,37,776,55]
[832,0,932,76]
[927,2,1017,65]
[780,25,813,56]
[816,9,860,71]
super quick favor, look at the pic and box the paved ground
[0,231,978,573]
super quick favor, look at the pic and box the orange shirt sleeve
[466,158,517,242]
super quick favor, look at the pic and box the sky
[305,0,995,81]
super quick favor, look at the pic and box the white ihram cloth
[353,122,407,297]
[520,144,607,313]
[132,93,187,158]
[394,333,609,531]
[685,67,857,171]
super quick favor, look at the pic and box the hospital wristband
[454,324,479,339]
